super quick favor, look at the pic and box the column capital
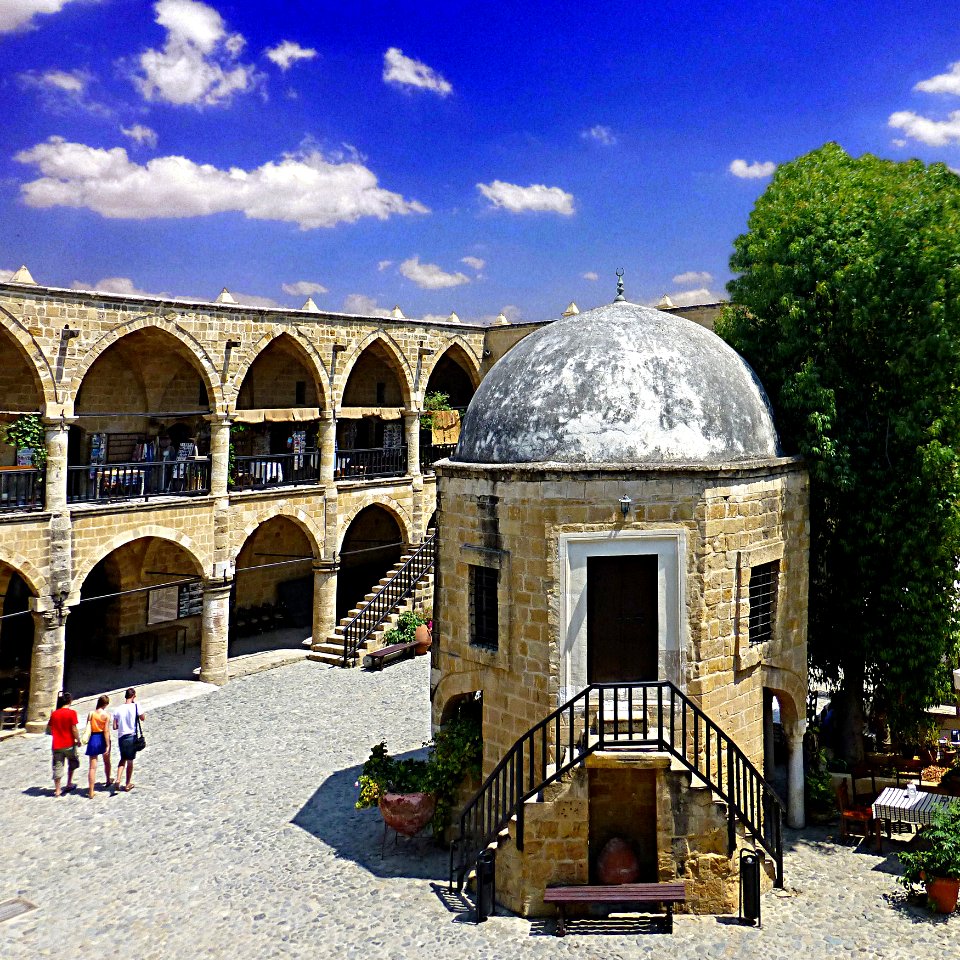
[204,413,233,426]
[313,559,340,574]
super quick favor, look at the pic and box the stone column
[25,608,67,732]
[42,417,71,512]
[199,579,233,686]
[310,560,339,655]
[403,410,422,479]
[207,415,231,498]
[785,721,807,828]
[318,412,336,485]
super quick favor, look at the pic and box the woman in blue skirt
[85,695,112,799]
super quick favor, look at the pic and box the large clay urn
[596,837,640,884]
[378,792,436,837]
[414,623,432,656]
[925,876,960,913]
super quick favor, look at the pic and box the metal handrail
[0,467,44,512]
[340,532,436,666]
[449,680,784,892]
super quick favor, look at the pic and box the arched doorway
[0,563,36,729]
[422,344,478,472]
[337,505,405,619]
[69,328,214,503]
[233,517,316,655]
[0,328,46,512]
[232,335,324,489]
[338,341,409,479]
[65,538,204,697]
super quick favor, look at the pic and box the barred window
[469,564,499,649]
[748,561,778,645]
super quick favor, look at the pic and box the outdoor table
[871,786,954,832]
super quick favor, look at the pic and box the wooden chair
[836,780,882,849]
[0,687,27,731]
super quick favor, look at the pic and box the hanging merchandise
[292,429,306,469]
[90,433,107,464]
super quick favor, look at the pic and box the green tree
[717,143,960,761]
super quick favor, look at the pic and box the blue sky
[2,1,960,323]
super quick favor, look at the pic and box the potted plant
[805,747,838,823]
[898,801,960,913]
[355,715,482,839]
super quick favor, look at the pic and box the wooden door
[587,554,658,683]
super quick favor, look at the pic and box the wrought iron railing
[340,532,436,666]
[67,459,211,503]
[0,467,44,512]
[231,452,320,490]
[335,446,407,480]
[421,444,457,473]
[449,680,783,892]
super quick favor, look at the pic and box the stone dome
[455,300,779,465]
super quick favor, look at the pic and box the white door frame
[558,529,687,700]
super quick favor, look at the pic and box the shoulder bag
[133,706,146,753]
[80,713,92,746]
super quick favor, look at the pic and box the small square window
[295,380,306,405]
[376,382,386,404]
[469,564,498,649]
[748,560,778,645]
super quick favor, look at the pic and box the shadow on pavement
[291,748,449,880]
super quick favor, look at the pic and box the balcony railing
[67,460,211,504]
[0,467,45,513]
[231,452,320,490]
[335,446,408,480]
[421,443,457,473]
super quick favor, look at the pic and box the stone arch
[0,305,59,408]
[234,506,322,561]
[337,330,414,408]
[0,551,47,600]
[425,338,482,391]
[433,668,487,726]
[761,665,806,734]
[70,527,208,603]
[65,315,224,413]
[336,495,412,551]
[229,329,329,411]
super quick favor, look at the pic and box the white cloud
[282,280,327,296]
[342,293,391,317]
[662,287,723,307]
[133,0,260,107]
[478,304,523,324]
[71,276,166,298]
[582,271,598,281]
[0,268,19,281]
[888,109,960,147]
[891,138,907,148]
[25,68,88,93]
[476,180,575,215]
[15,137,430,230]
[729,159,776,179]
[383,47,452,96]
[399,256,470,290]
[914,61,960,96]
[672,270,713,286]
[230,290,283,309]
[461,256,485,270]
[377,259,394,271]
[265,40,317,71]
[0,0,87,33]
[581,125,616,145]
[121,123,159,148]
[17,67,110,115]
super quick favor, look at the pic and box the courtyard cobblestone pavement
[0,657,954,959]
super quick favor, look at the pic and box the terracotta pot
[596,837,640,885]
[378,792,436,837]
[414,623,432,655]
[925,875,960,913]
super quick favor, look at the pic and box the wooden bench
[543,882,686,936]
[362,641,418,671]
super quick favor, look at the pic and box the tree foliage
[717,143,960,756]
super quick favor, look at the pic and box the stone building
[433,294,809,915]
[0,270,488,731]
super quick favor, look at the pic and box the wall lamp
[62,326,80,339]
[52,589,69,625]
[618,495,632,519]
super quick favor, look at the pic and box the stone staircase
[309,534,435,667]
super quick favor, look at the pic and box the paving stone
[0,657,956,959]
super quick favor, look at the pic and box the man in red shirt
[47,691,81,796]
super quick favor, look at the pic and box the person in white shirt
[112,687,145,792]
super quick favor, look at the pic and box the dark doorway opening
[587,554,658,684]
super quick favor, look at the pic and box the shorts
[85,732,108,757]
[52,746,79,780]
[118,734,137,762]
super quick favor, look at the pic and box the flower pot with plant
[898,800,960,913]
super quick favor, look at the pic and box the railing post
[515,742,524,852]
[597,686,605,750]
[727,742,737,855]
